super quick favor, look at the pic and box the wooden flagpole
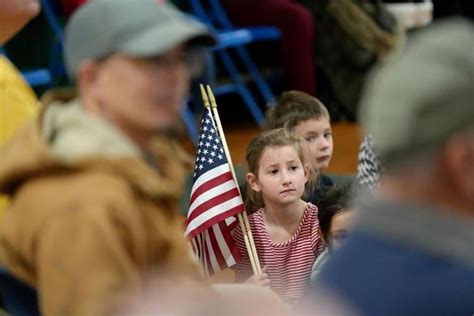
[198,85,259,274]
[202,84,262,275]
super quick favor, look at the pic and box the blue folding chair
[21,69,53,87]
[186,0,281,126]
[0,0,66,88]
[206,0,280,106]
[0,47,52,88]
[40,0,67,79]
[0,266,40,316]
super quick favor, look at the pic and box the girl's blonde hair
[245,128,318,212]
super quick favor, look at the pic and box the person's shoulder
[247,208,264,221]
[305,202,319,221]
[56,165,136,194]
[2,169,138,243]
[306,202,318,211]
[0,57,38,143]
[19,165,142,218]
[319,173,334,188]
[0,56,21,84]
[243,209,266,237]
[0,56,37,101]
[317,230,474,315]
[310,249,330,281]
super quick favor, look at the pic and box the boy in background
[265,90,334,205]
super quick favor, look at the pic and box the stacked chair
[186,0,282,126]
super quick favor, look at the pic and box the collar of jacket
[0,99,188,200]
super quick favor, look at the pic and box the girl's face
[247,145,308,207]
[329,210,355,251]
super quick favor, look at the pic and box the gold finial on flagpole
[206,85,217,109]
[199,84,211,108]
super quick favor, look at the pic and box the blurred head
[245,128,317,212]
[318,182,357,251]
[64,0,214,148]
[265,91,333,171]
[360,17,474,214]
[0,0,40,44]
[361,18,473,168]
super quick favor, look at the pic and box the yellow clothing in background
[0,56,38,216]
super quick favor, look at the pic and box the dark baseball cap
[64,0,215,78]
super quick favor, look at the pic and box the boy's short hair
[264,90,330,131]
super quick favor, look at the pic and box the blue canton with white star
[193,109,228,180]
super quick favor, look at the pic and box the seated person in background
[59,0,88,16]
[233,128,325,306]
[0,0,216,314]
[356,134,383,189]
[221,0,317,96]
[0,0,40,217]
[265,90,334,205]
[311,182,357,281]
[297,0,404,119]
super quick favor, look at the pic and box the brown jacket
[0,100,202,315]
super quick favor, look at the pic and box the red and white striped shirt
[232,202,325,303]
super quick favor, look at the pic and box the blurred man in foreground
[0,0,215,314]
[306,17,474,316]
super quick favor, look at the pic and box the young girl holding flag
[232,128,325,305]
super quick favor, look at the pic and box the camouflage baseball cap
[359,18,474,166]
[64,0,215,78]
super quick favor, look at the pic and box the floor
[185,121,362,175]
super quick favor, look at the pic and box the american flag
[185,108,244,275]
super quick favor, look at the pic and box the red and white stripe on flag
[185,108,244,275]
[190,219,241,276]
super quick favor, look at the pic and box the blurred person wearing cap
[0,0,41,217]
[302,17,474,316]
[0,0,216,314]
